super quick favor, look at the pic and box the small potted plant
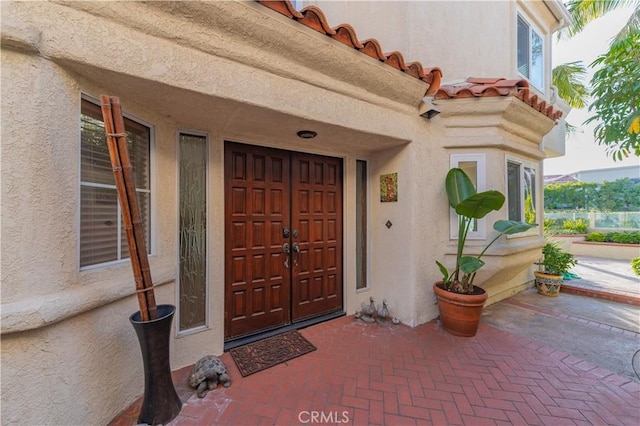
[434,168,537,336]
[534,241,578,297]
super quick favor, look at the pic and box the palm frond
[613,3,640,41]
[559,0,638,39]
[551,61,589,108]
[565,121,584,135]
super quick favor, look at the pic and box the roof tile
[436,78,562,121]
[257,0,441,96]
[384,51,408,71]
[298,6,336,34]
[331,24,364,49]
[359,38,386,61]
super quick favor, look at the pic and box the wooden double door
[224,142,343,340]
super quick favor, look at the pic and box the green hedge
[585,231,640,244]
[545,178,640,211]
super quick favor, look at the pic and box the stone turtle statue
[189,355,231,398]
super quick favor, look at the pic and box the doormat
[229,331,317,377]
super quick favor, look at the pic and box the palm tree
[551,61,588,109]
[553,0,639,102]
[560,0,639,41]
[552,0,640,154]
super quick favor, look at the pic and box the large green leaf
[435,261,450,282]
[445,168,476,209]
[455,190,505,219]
[460,256,484,274]
[493,220,537,234]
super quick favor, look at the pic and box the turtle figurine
[189,355,231,398]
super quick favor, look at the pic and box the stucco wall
[0,1,433,423]
[2,1,559,424]
[313,0,561,90]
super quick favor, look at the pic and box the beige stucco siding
[1,1,564,424]
[0,2,435,424]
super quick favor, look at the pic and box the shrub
[585,232,606,242]
[585,231,640,244]
[562,218,588,234]
[608,231,640,244]
[538,241,578,275]
[543,218,556,230]
[632,258,640,276]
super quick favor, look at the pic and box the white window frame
[176,130,210,336]
[517,12,545,92]
[505,156,539,238]
[449,154,487,240]
[79,94,156,271]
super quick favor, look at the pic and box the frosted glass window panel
[356,160,368,290]
[179,133,208,331]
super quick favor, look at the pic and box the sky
[545,5,640,176]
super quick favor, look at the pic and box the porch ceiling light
[297,130,317,139]
[419,98,440,119]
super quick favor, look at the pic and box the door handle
[292,242,300,267]
[283,243,290,269]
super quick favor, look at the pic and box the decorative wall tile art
[380,173,398,202]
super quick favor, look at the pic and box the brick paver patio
[111,315,640,425]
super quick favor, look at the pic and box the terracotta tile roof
[257,0,442,96]
[435,77,563,121]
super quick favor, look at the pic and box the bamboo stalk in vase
[100,95,157,321]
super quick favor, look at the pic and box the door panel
[224,143,291,339]
[291,152,343,321]
[225,143,343,340]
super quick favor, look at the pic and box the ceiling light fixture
[296,130,317,139]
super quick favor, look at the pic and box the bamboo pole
[100,95,157,321]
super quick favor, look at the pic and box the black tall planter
[130,304,182,425]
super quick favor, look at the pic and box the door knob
[292,242,300,267]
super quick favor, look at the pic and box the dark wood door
[291,152,343,321]
[224,143,342,340]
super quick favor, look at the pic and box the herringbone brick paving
[111,316,640,425]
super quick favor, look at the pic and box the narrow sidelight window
[178,133,208,331]
[356,160,368,290]
[80,98,151,268]
[507,161,522,222]
[508,159,538,228]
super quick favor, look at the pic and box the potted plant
[434,168,537,336]
[534,241,578,297]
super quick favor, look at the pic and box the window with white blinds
[80,98,151,268]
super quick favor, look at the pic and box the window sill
[1,270,175,335]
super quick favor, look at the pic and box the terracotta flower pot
[534,271,563,297]
[433,282,488,337]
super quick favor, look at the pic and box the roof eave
[543,0,573,31]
